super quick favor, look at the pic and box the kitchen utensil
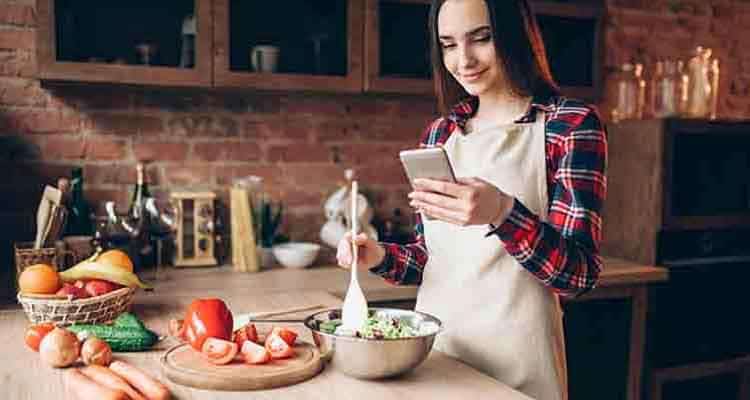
[41,204,68,248]
[233,304,326,330]
[160,341,322,391]
[34,185,62,249]
[305,308,442,379]
[341,181,368,332]
[272,242,320,269]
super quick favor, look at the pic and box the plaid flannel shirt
[370,94,607,298]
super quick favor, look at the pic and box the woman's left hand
[408,177,514,226]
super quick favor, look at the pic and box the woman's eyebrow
[439,25,491,40]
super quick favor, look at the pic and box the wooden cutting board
[160,342,323,391]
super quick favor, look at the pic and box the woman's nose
[457,44,477,69]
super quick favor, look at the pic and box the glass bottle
[709,58,720,119]
[127,162,154,270]
[65,167,94,236]
[685,46,712,118]
[128,163,151,221]
[634,63,647,119]
[677,60,689,115]
[613,63,643,121]
[651,60,684,118]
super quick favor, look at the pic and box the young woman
[337,0,607,398]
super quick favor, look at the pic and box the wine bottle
[65,167,94,236]
[127,162,155,270]
[128,162,152,221]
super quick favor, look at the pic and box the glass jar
[613,63,646,122]
[651,60,684,118]
[685,46,713,118]
[709,57,720,119]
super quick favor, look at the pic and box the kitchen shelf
[37,0,213,87]
[212,0,364,92]
[35,0,603,99]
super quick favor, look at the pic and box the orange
[96,249,134,272]
[18,264,61,294]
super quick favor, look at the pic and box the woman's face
[437,0,504,97]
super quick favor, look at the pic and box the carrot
[64,369,128,400]
[80,365,147,400]
[109,360,171,400]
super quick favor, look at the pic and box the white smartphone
[399,147,457,221]
[399,147,457,186]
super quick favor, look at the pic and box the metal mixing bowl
[304,308,442,379]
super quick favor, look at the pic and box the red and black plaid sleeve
[368,118,449,285]
[491,98,607,297]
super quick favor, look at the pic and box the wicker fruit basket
[17,287,136,326]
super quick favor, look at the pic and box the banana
[59,261,152,289]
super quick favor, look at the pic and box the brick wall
[1,0,749,298]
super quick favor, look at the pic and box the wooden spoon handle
[250,304,326,319]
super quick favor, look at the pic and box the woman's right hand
[336,232,385,271]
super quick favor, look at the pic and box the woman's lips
[461,69,486,82]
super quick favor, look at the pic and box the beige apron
[416,112,567,400]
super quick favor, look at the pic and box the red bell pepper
[183,298,234,351]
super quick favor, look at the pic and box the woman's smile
[460,69,487,82]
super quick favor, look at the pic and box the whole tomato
[24,323,56,352]
[183,298,233,351]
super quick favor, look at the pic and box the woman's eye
[441,43,456,50]
[474,35,491,42]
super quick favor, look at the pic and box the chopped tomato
[265,334,295,359]
[233,324,258,347]
[270,327,297,346]
[201,337,238,365]
[241,340,271,364]
[24,323,56,352]
[183,298,234,351]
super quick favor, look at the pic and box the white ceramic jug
[320,170,378,248]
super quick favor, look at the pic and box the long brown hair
[428,0,559,115]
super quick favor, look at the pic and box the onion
[80,336,112,366]
[39,327,80,368]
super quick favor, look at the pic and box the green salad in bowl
[316,309,437,339]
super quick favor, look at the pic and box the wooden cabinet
[364,0,432,95]
[37,0,213,87]
[212,0,364,92]
[533,1,604,101]
[36,0,604,98]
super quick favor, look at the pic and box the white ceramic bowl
[272,242,321,269]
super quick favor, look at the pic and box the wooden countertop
[137,256,668,304]
[3,256,664,399]
[4,290,531,399]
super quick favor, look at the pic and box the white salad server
[341,180,368,332]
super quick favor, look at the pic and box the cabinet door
[37,0,213,87]
[533,1,604,101]
[213,0,364,92]
[364,0,433,95]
